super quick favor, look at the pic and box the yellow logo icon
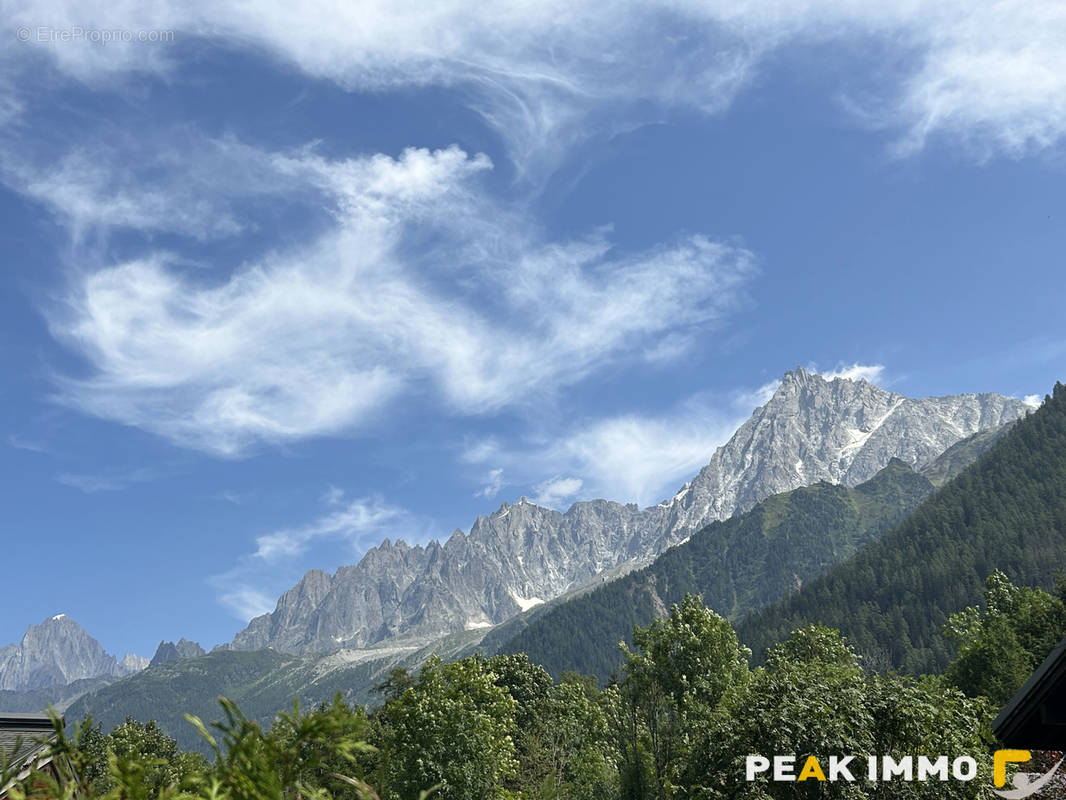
[993,750,1064,799]
[996,751,1032,787]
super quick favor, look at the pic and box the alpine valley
[2,368,1044,748]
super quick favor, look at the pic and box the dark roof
[0,713,57,770]
[994,637,1066,749]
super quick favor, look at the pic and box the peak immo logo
[746,750,1064,798]
[992,751,1064,799]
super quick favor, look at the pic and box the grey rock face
[918,421,1016,487]
[0,615,146,692]
[658,368,1029,532]
[150,638,206,666]
[231,368,1030,655]
[116,653,150,674]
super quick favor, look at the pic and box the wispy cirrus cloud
[462,389,766,507]
[532,476,584,509]
[474,468,505,499]
[55,473,127,493]
[218,586,278,622]
[462,363,898,508]
[5,1,1066,168]
[212,492,431,620]
[55,466,158,493]
[252,495,412,561]
[215,489,257,506]
[8,433,50,453]
[41,140,756,456]
[7,138,281,241]
[534,405,742,507]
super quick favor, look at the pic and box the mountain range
[490,420,1021,680]
[227,367,1029,655]
[1,367,1035,723]
[494,457,935,679]
[63,382,1063,753]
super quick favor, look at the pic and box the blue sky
[1,1,1064,659]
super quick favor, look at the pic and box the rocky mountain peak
[150,638,206,666]
[779,365,813,385]
[118,653,151,673]
[0,615,146,692]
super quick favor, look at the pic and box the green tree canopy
[382,655,517,800]
[944,570,1066,706]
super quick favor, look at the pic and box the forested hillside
[499,458,933,680]
[738,383,1066,673]
[66,650,304,752]
[66,629,488,753]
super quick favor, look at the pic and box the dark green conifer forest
[739,383,1066,673]
[499,458,933,681]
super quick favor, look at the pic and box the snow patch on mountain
[510,591,545,612]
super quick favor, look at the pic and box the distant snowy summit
[228,367,1030,655]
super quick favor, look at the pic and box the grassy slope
[67,628,488,752]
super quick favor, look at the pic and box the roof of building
[993,637,1066,749]
[0,713,57,771]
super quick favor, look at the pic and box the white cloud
[55,472,125,493]
[212,489,434,621]
[10,145,239,241]
[734,379,781,412]
[475,468,505,499]
[813,363,886,384]
[465,391,758,507]
[8,434,50,453]
[6,1,1066,165]
[541,409,739,506]
[885,1,1066,158]
[55,466,158,492]
[217,586,277,621]
[461,438,502,466]
[254,495,410,561]
[321,485,345,505]
[532,476,583,508]
[0,0,755,174]
[216,489,256,505]
[1,134,467,241]
[1023,394,1043,408]
[44,141,756,455]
